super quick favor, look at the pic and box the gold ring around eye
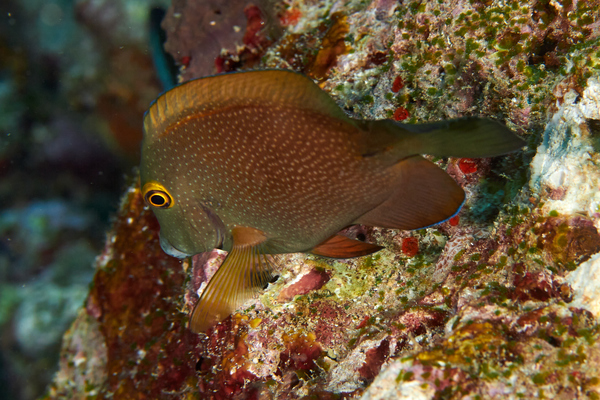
[142,181,174,209]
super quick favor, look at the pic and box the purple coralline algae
[46,0,600,399]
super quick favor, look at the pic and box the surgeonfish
[140,70,525,333]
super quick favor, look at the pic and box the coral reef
[46,0,600,399]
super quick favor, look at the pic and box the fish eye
[142,181,174,209]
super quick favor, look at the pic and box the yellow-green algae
[390,0,600,125]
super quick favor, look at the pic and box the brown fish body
[145,105,399,254]
[140,70,525,333]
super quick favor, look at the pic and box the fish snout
[159,233,191,259]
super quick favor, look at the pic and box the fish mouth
[159,234,191,259]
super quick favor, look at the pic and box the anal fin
[310,234,383,258]
[189,227,273,334]
[355,155,465,230]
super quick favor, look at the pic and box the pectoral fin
[189,227,273,334]
[310,234,383,258]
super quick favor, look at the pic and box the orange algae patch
[249,317,262,328]
[306,12,349,81]
[449,215,460,226]
[180,55,191,67]
[393,107,409,121]
[357,315,371,329]
[280,332,323,372]
[242,5,265,47]
[402,237,419,257]
[391,76,404,92]
[458,158,478,174]
[280,8,302,26]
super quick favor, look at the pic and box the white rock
[360,360,435,400]
[566,252,600,317]
[529,78,600,227]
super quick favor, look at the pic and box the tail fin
[357,117,526,160]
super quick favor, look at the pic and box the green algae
[390,0,599,126]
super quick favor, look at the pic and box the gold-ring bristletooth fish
[140,69,525,334]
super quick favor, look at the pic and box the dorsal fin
[143,70,352,143]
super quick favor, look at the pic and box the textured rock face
[47,0,600,399]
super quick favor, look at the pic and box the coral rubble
[47,0,600,399]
